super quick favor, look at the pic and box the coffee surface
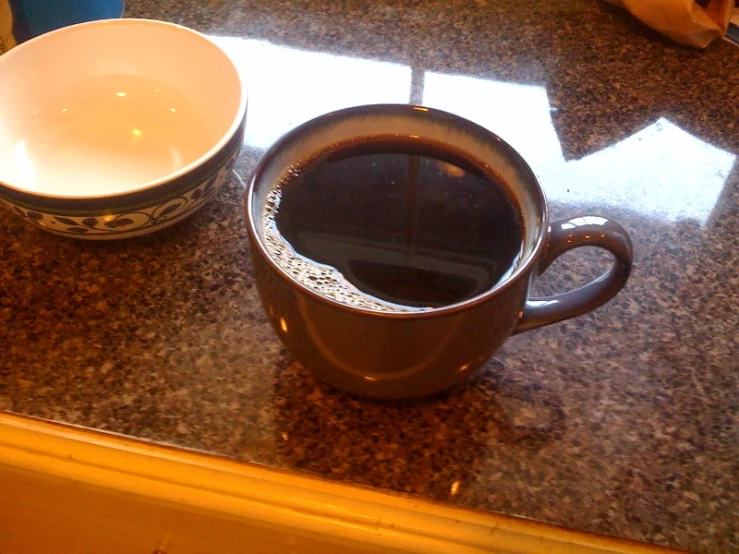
[262,137,524,312]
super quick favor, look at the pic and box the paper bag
[606,0,734,48]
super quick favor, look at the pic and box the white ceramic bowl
[0,18,247,239]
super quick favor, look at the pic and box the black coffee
[263,137,524,312]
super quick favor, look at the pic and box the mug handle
[513,216,633,334]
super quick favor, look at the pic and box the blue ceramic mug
[1,0,123,53]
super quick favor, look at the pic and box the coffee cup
[245,104,633,399]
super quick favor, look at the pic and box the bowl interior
[0,19,243,198]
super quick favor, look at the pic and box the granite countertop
[1,1,737,552]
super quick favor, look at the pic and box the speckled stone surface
[1,1,738,552]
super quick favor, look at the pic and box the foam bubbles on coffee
[262,184,418,312]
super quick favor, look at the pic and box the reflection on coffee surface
[263,137,524,312]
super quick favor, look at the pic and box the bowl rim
[0,18,248,200]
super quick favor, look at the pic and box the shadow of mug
[272,354,566,501]
[1,0,123,54]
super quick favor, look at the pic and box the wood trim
[0,411,683,553]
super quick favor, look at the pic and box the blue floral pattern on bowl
[0,146,239,240]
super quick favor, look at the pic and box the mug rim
[246,103,549,319]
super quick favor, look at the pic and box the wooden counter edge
[0,411,685,554]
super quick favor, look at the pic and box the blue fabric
[11,0,123,43]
